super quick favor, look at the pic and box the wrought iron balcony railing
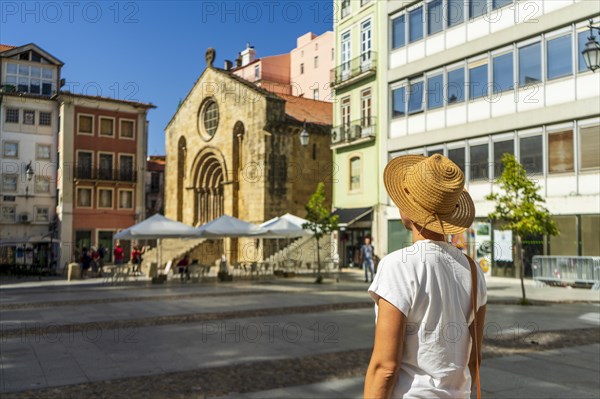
[331,51,377,88]
[74,167,137,182]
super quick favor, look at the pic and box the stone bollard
[147,262,158,278]
[68,263,81,281]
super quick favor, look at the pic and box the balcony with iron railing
[74,167,137,183]
[330,117,377,148]
[331,51,377,89]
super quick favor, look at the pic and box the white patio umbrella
[259,216,312,238]
[114,214,198,271]
[194,215,265,238]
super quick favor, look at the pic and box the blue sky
[2,0,333,154]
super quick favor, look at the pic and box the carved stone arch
[190,147,227,226]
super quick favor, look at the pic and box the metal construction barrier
[532,256,600,290]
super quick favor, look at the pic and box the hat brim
[384,155,475,235]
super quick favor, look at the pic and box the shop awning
[332,207,373,227]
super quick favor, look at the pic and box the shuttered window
[579,124,600,170]
[548,130,574,173]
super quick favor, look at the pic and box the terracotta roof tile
[279,94,332,126]
[0,44,16,53]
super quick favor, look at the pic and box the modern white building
[0,44,63,266]
[379,1,600,276]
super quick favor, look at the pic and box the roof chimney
[224,60,233,70]
[240,43,256,66]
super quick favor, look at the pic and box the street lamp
[581,19,600,72]
[25,161,34,181]
[24,161,34,199]
[299,120,309,147]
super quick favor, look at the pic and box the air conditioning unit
[331,127,342,144]
[19,213,31,223]
[350,125,362,140]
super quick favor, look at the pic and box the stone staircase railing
[141,238,205,274]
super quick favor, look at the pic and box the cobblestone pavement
[1,277,598,398]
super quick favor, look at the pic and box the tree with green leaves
[486,154,558,303]
[303,182,338,284]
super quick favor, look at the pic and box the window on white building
[23,110,35,125]
[469,62,488,100]
[3,142,18,158]
[39,111,52,126]
[35,176,50,193]
[427,0,443,35]
[35,208,49,222]
[6,62,54,95]
[427,73,444,109]
[493,0,513,10]
[469,0,487,19]
[313,89,319,101]
[408,79,424,114]
[447,67,465,104]
[2,175,18,192]
[254,64,260,79]
[470,143,489,181]
[36,144,51,160]
[547,33,573,80]
[519,135,543,176]
[314,56,319,68]
[392,86,406,118]
[409,6,424,43]
[5,108,19,123]
[448,147,466,173]
[300,63,304,75]
[1,206,16,222]
[493,52,514,93]
[493,139,514,178]
[519,42,542,86]
[447,0,464,27]
[392,14,406,49]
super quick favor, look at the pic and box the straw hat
[384,153,475,235]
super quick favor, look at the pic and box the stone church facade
[164,49,333,262]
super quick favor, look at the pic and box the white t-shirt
[368,240,487,399]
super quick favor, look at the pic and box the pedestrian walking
[360,237,376,283]
[131,245,142,275]
[96,244,106,276]
[113,243,124,266]
[364,154,487,399]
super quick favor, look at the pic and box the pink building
[229,31,333,102]
[290,32,334,102]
